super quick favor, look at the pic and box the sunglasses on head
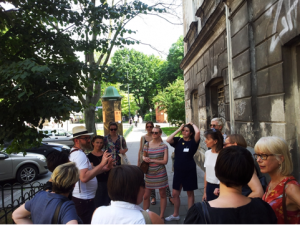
[151,131,159,135]
[110,129,117,131]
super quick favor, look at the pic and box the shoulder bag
[141,210,152,224]
[194,201,211,224]
[118,135,131,165]
[139,142,149,174]
[283,178,297,224]
[52,199,68,224]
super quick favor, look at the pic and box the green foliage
[153,79,185,125]
[0,0,167,153]
[144,112,155,122]
[158,36,184,88]
[110,48,162,115]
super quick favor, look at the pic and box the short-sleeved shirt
[25,191,82,224]
[87,153,110,182]
[69,149,97,199]
[103,135,127,166]
[171,137,199,172]
[204,150,220,184]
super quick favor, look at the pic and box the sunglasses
[210,124,219,127]
[78,137,91,141]
[151,131,159,135]
[146,126,153,128]
[110,129,117,131]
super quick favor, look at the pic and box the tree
[158,35,184,88]
[0,0,86,153]
[110,48,163,116]
[0,0,173,153]
[153,79,185,125]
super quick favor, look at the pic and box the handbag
[283,178,296,224]
[140,142,149,174]
[119,135,131,165]
[194,201,211,224]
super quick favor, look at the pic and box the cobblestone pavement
[126,123,205,224]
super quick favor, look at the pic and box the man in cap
[69,126,113,224]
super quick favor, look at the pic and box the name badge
[183,148,189,152]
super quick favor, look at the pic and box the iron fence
[0,182,44,224]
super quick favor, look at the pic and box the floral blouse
[263,176,300,224]
[103,135,127,166]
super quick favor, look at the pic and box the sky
[0,0,183,60]
[122,0,183,59]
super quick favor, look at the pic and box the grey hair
[211,118,223,126]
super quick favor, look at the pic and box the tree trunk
[84,106,97,135]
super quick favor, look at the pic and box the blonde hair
[254,136,293,176]
[51,162,79,194]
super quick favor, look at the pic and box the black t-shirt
[87,153,110,182]
[184,198,277,224]
[170,137,199,172]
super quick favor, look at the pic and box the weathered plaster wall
[182,0,300,179]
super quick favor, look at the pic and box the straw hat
[70,126,93,139]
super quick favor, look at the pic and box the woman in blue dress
[165,122,200,222]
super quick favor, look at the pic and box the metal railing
[0,182,44,224]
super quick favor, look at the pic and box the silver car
[0,151,48,183]
[42,129,74,147]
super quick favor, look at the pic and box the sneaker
[165,215,180,221]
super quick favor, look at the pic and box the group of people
[12,118,300,224]
[130,115,143,127]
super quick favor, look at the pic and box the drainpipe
[224,3,235,133]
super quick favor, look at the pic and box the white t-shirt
[69,149,97,199]
[204,150,220,184]
[91,201,146,224]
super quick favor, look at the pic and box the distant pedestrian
[142,126,169,219]
[134,115,138,127]
[202,128,223,201]
[139,116,143,124]
[184,146,277,224]
[69,126,113,224]
[103,122,128,166]
[254,136,300,224]
[91,165,163,224]
[129,117,133,125]
[13,162,82,224]
[165,122,200,222]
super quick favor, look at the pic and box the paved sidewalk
[125,124,205,224]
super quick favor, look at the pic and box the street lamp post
[127,71,131,119]
[149,108,152,121]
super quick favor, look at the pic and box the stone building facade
[182,0,300,180]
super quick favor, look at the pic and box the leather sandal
[151,198,156,205]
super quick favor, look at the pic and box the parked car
[0,151,48,183]
[41,129,74,147]
[26,142,71,157]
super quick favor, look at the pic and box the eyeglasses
[78,137,91,141]
[151,132,159,135]
[146,126,153,128]
[110,129,117,131]
[253,154,275,160]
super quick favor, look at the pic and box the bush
[144,112,155,122]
